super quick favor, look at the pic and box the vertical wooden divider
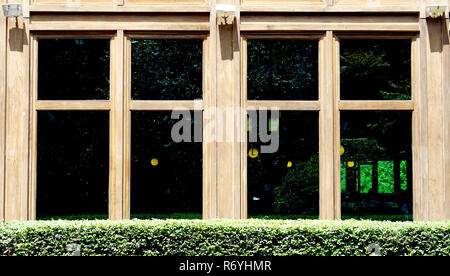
[110,30,125,220]
[444,15,450,219]
[123,35,131,220]
[332,35,342,219]
[319,31,336,220]
[4,17,30,221]
[214,0,243,219]
[0,0,6,222]
[426,18,446,221]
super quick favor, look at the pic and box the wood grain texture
[319,31,335,220]
[444,17,450,220]
[240,0,419,12]
[214,0,243,219]
[333,35,341,219]
[109,31,125,220]
[247,101,320,111]
[203,34,216,219]
[0,5,6,222]
[35,101,111,110]
[28,35,38,221]
[339,101,414,110]
[412,33,429,221]
[426,18,446,221]
[241,14,420,32]
[30,14,210,31]
[4,17,30,221]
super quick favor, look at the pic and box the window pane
[38,39,110,100]
[36,111,109,219]
[131,111,202,219]
[247,40,319,100]
[340,39,411,100]
[131,39,203,100]
[340,111,413,221]
[248,112,319,218]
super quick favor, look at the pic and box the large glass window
[129,37,204,219]
[339,38,413,221]
[36,37,111,220]
[246,37,320,219]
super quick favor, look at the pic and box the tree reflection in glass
[340,111,413,220]
[131,39,203,100]
[248,112,319,218]
[340,39,411,100]
[247,39,318,101]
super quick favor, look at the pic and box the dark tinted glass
[38,39,110,100]
[340,111,413,221]
[247,40,319,100]
[36,111,109,219]
[131,112,202,218]
[248,112,319,218]
[340,39,411,100]
[131,39,203,100]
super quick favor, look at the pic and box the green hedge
[0,220,449,256]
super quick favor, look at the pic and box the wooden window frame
[123,32,211,219]
[241,33,328,219]
[29,32,116,220]
[29,31,211,220]
[241,32,420,220]
[334,33,419,220]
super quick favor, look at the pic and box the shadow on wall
[8,19,27,52]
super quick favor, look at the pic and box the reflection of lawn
[38,213,412,222]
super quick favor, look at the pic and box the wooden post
[109,30,125,220]
[319,31,336,220]
[4,15,30,221]
[444,6,450,220]
[0,0,6,222]
[421,0,447,220]
[214,0,243,219]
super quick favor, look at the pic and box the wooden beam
[0,4,6,222]
[444,16,450,220]
[339,101,414,110]
[215,0,243,219]
[109,30,125,220]
[241,14,420,32]
[426,17,446,221]
[319,31,335,220]
[4,17,30,221]
[29,14,210,31]
[203,32,217,219]
[332,34,341,219]
[30,4,211,13]
[130,101,203,111]
[412,32,429,221]
[36,101,111,110]
[247,101,320,111]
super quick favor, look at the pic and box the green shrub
[0,220,448,256]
